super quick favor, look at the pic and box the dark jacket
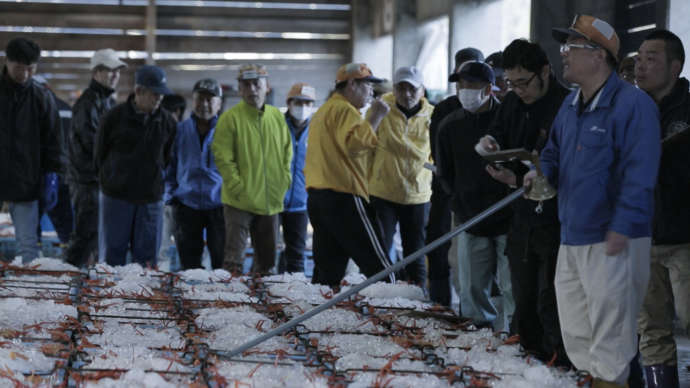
[283,113,309,212]
[487,77,569,255]
[0,67,61,202]
[429,96,462,198]
[68,79,116,185]
[95,94,177,204]
[653,77,690,245]
[437,98,511,236]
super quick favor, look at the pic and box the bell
[526,150,557,201]
[525,174,557,201]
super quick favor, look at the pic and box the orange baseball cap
[552,14,620,61]
[286,82,316,102]
[237,64,268,80]
[335,63,383,84]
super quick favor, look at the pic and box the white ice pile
[434,328,500,348]
[347,372,450,388]
[340,281,432,309]
[84,346,193,373]
[24,258,79,272]
[0,298,77,328]
[177,268,234,283]
[492,365,579,388]
[86,298,169,319]
[267,279,332,304]
[178,280,250,296]
[300,308,380,333]
[93,263,162,280]
[92,264,162,296]
[182,287,257,303]
[262,272,311,283]
[0,344,58,372]
[317,334,407,358]
[83,368,177,388]
[205,321,291,353]
[86,321,185,349]
[194,306,268,331]
[335,353,433,373]
[214,360,328,388]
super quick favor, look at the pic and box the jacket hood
[382,92,434,118]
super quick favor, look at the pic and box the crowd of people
[0,13,688,388]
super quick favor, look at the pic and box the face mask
[457,88,489,113]
[289,105,312,122]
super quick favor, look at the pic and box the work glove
[43,173,59,211]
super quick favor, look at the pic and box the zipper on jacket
[257,114,270,214]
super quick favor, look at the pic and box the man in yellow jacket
[368,66,433,287]
[212,64,292,274]
[304,63,395,287]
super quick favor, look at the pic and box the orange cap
[286,82,316,102]
[552,14,620,61]
[335,63,383,84]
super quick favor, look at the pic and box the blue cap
[448,61,495,85]
[135,65,172,95]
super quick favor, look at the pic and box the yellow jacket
[304,93,377,200]
[368,93,433,204]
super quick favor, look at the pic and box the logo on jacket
[589,125,606,133]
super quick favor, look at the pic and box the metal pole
[226,187,526,358]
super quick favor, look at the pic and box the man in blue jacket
[165,79,225,270]
[525,15,661,388]
[278,83,315,274]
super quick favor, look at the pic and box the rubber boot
[644,364,680,388]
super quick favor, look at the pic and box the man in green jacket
[212,64,293,274]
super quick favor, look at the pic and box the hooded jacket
[304,93,378,200]
[653,77,690,245]
[0,67,61,202]
[212,100,292,216]
[541,72,661,245]
[95,94,177,204]
[437,98,511,236]
[283,112,310,212]
[165,115,223,210]
[68,79,116,185]
[368,93,434,205]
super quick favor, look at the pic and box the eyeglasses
[505,73,537,91]
[560,43,599,54]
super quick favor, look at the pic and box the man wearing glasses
[524,15,660,388]
[478,38,570,367]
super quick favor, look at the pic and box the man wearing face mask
[304,63,395,287]
[437,61,514,331]
[278,82,316,274]
[477,38,570,366]
[65,48,126,267]
[0,37,61,264]
[213,64,292,275]
[164,79,225,270]
[95,65,177,267]
[427,47,484,307]
[368,66,434,287]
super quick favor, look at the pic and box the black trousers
[64,182,97,267]
[371,196,429,286]
[307,189,395,287]
[278,210,308,273]
[507,224,569,365]
[172,202,225,270]
[425,182,452,306]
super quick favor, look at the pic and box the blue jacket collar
[569,71,620,113]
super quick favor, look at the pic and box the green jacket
[212,100,292,215]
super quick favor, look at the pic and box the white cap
[393,66,424,88]
[90,48,127,70]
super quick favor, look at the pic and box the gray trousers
[222,205,278,274]
[555,237,651,384]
